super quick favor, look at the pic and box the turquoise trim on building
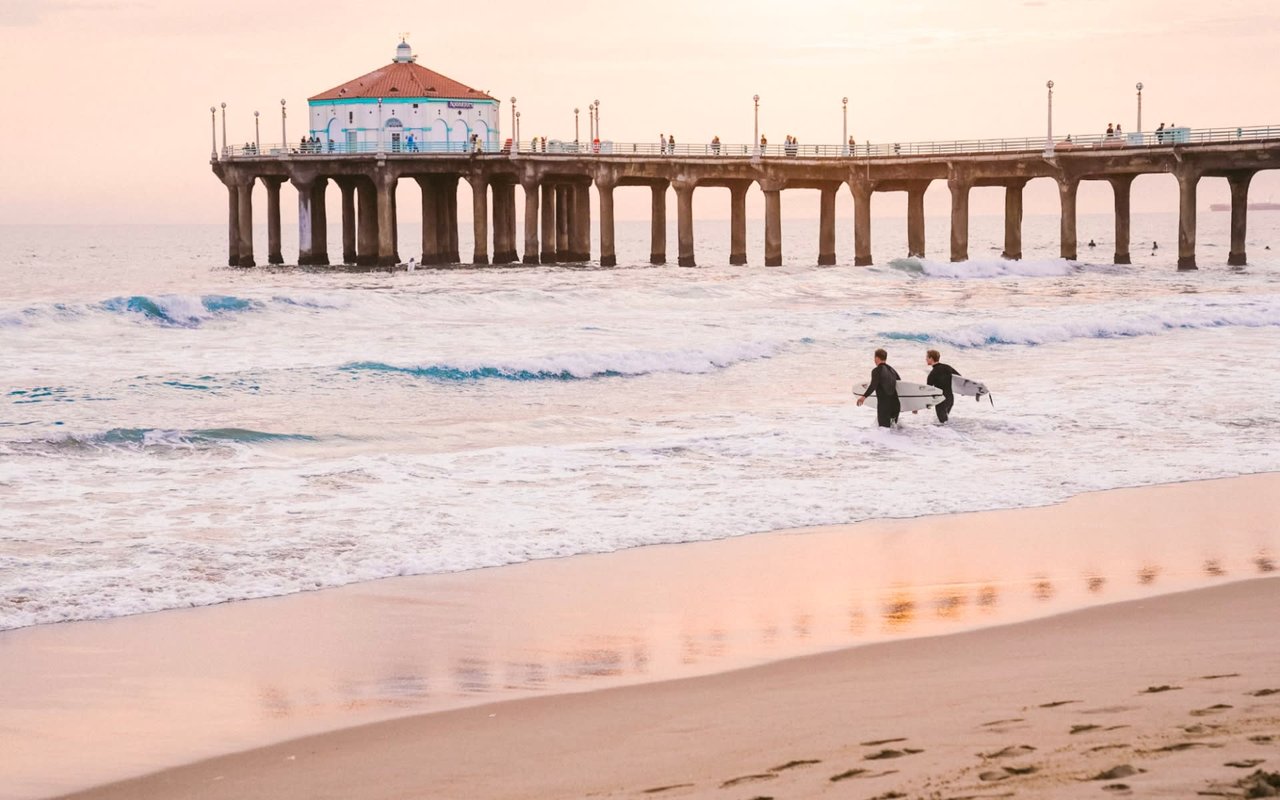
[307,97,498,107]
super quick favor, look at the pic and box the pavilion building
[307,40,499,153]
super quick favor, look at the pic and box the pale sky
[1,0,1278,225]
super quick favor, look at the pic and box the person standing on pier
[924,350,960,424]
[668,134,676,154]
[856,349,902,429]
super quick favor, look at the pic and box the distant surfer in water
[925,349,961,423]
[856,348,901,428]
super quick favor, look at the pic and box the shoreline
[58,578,1280,800]
[3,474,1277,799]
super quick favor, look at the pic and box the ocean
[2,212,1279,632]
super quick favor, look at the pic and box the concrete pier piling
[213,133,1278,270]
[729,183,748,265]
[907,183,928,259]
[598,180,617,267]
[540,184,557,264]
[1177,168,1199,271]
[650,183,667,265]
[1109,175,1133,265]
[225,183,240,267]
[264,177,285,265]
[1001,180,1025,261]
[948,178,970,263]
[818,185,838,266]
[851,182,872,266]
[675,181,696,267]
[1227,171,1253,266]
[763,185,783,267]
[1058,178,1079,261]
[471,175,489,265]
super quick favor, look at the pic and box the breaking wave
[340,341,787,382]
[881,296,1280,348]
[888,257,1077,279]
[1,293,348,329]
[8,427,319,454]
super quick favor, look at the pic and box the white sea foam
[889,256,1077,279]
[4,219,1280,630]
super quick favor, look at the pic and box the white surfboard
[952,375,993,405]
[854,381,944,413]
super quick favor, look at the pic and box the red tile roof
[309,62,495,103]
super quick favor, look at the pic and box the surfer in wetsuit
[925,349,960,424]
[856,348,901,428]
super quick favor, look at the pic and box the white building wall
[307,99,500,153]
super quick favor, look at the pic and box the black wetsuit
[862,363,901,428]
[927,362,960,423]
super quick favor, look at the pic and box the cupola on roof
[308,40,496,103]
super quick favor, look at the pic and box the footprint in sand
[860,737,908,746]
[1102,783,1132,795]
[719,774,775,789]
[1151,741,1220,753]
[1090,765,1143,781]
[1039,699,1081,708]
[1070,724,1102,735]
[1088,744,1132,754]
[981,764,1039,781]
[1141,685,1182,694]
[1199,673,1241,680]
[1189,704,1234,717]
[1225,759,1266,769]
[980,745,1037,759]
[1247,688,1280,697]
[864,748,923,760]
[829,768,900,783]
[642,784,694,794]
[768,759,821,772]
[1249,735,1275,744]
[1182,723,1222,735]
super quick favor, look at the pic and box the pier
[211,128,1280,271]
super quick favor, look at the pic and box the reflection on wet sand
[1,476,1278,800]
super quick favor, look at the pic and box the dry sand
[59,578,1279,800]
[24,475,1274,800]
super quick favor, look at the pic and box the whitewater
[2,215,1279,630]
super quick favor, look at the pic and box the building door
[345,130,357,154]
[391,132,401,152]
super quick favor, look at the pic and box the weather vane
[400,31,410,42]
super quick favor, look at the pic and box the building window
[348,112,353,123]
[412,103,419,110]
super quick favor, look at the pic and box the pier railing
[221,124,1280,160]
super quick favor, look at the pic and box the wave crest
[341,342,785,382]
[888,257,1077,279]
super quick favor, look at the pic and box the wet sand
[2,474,1277,799]
[60,577,1280,800]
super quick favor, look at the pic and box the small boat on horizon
[1209,201,1280,211]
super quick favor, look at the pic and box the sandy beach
[0,474,1272,799]
[60,577,1280,800]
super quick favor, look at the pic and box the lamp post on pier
[209,106,217,160]
[1044,80,1054,156]
[220,102,227,158]
[515,111,521,149]
[753,94,760,157]
[842,96,849,155]
[254,111,260,154]
[574,107,580,143]
[594,99,600,140]
[280,99,287,154]
[510,97,517,151]
[377,98,384,156]
[1136,82,1144,133]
